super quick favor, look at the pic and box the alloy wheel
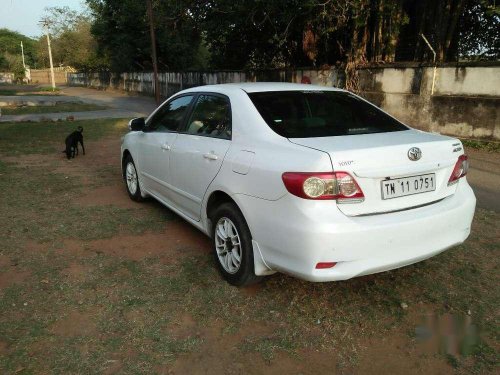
[126,162,138,195]
[215,217,242,274]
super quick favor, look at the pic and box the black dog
[63,126,85,159]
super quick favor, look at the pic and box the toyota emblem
[408,147,422,161]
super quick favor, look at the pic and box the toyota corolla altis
[121,83,476,286]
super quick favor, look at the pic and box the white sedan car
[121,83,476,286]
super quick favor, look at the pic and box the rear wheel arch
[206,190,249,235]
[207,191,238,221]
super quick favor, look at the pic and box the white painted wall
[374,68,416,94]
[361,66,500,97]
[0,72,14,84]
[434,67,500,96]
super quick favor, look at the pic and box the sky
[0,0,86,38]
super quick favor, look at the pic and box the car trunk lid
[289,130,463,216]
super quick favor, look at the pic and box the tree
[82,0,499,72]
[0,28,38,70]
[86,0,150,71]
[153,1,206,70]
[191,0,301,69]
[190,0,367,69]
[36,6,105,70]
[2,52,25,81]
[190,0,410,68]
[86,0,206,72]
[395,0,488,62]
[457,0,499,60]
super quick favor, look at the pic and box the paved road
[0,86,157,122]
[61,86,158,115]
[466,149,500,213]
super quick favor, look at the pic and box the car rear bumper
[235,179,476,282]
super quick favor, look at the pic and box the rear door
[168,94,232,221]
[138,95,194,201]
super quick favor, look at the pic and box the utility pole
[420,33,437,96]
[39,18,56,91]
[146,0,161,105]
[20,41,26,69]
[20,41,26,83]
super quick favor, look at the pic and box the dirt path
[466,148,500,212]
[75,139,464,374]
[60,86,158,115]
[0,86,157,122]
[1,133,497,374]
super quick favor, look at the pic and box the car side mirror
[128,117,145,131]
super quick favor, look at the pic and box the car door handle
[161,144,171,151]
[203,152,218,161]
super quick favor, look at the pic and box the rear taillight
[448,155,469,186]
[282,172,364,202]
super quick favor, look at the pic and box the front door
[169,94,232,221]
[137,95,194,201]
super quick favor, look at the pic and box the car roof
[184,82,345,94]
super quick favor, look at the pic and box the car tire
[211,202,262,286]
[123,154,143,202]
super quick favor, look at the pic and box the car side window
[185,95,231,139]
[148,95,194,132]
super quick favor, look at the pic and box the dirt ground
[0,124,498,374]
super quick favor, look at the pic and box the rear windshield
[248,91,408,138]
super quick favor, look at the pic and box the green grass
[1,102,107,115]
[37,86,61,92]
[0,119,498,374]
[0,88,62,96]
[0,118,126,156]
[0,89,18,95]
[462,138,500,152]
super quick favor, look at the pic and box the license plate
[381,173,436,200]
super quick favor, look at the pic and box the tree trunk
[443,0,465,59]
[414,0,428,61]
[386,0,404,62]
[376,0,384,61]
